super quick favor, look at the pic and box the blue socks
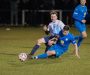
[75,35,83,47]
[74,36,79,40]
[35,53,48,59]
[30,44,40,55]
[77,36,83,47]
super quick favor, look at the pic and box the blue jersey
[57,31,76,51]
[73,4,88,23]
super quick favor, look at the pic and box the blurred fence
[0,10,90,26]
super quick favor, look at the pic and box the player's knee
[47,51,55,56]
[36,39,41,45]
[82,34,87,39]
[37,38,45,45]
[82,32,87,39]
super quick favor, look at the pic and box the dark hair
[63,25,70,31]
[50,10,58,16]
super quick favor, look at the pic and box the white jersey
[48,20,65,36]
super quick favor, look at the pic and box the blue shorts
[75,21,86,33]
[48,44,65,58]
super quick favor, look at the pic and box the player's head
[80,0,86,6]
[50,10,58,22]
[62,25,70,36]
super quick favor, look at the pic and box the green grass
[0,27,90,75]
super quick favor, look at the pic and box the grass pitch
[0,26,90,75]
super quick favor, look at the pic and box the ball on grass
[18,53,27,62]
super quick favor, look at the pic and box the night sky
[0,0,89,25]
[0,0,90,10]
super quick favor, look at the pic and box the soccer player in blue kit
[31,26,80,59]
[28,11,65,58]
[72,0,88,47]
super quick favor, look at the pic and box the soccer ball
[18,53,27,61]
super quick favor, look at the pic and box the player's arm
[85,13,90,22]
[82,7,88,23]
[43,25,50,35]
[85,9,90,21]
[71,35,80,58]
[58,20,65,30]
[72,6,83,22]
[73,43,80,58]
[48,35,59,46]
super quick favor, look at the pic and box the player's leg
[45,38,56,53]
[82,31,87,38]
[32,44,64,59]
[44,43,50,53]
[74,22,81,40]
[29,38,46,56]
[32,44,57,59]
[31,50,56,59]
[28,36,51,57]
[28,35,57,59]
[77,31,87,47]
[77,23,87,47]
[74,22,87,47]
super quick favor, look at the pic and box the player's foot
[27,54,32,60]
[31,56,38,59]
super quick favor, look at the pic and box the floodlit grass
[0,26,90,75]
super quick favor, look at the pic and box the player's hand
[82,20,86,23]
[43,25,48,31]
[75,54,80,59]
[48,40,55,46]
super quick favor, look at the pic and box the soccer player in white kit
[28,11,65,57]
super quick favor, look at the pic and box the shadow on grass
[0,52,17,56]
[7,58,63,68]
[0,52,75,67]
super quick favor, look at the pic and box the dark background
[0,0,90,26]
